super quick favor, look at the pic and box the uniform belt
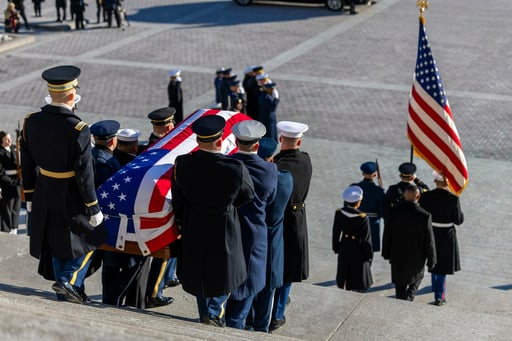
[290,202,305,211]
[5,169,17,176]
[39,168,76,179]
[365,212,379,218]
[432,222,454,228]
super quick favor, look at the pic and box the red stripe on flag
[140,211,174,229]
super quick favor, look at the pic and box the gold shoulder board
[336,208,342,212]
[75,121,88,131]
[24,112,35,120]
[359,213,367,218]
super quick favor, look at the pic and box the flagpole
[417,0,428,23]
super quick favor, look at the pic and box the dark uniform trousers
[395,278,422,301]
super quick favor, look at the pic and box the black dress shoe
[52,281,84,304]
[164,279,181,288]
[205,316,225,328]
[434,299,446,306]
[145,296,174,308]
[269,317,286,331]
[350,10,359,15]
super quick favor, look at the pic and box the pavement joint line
[325,294,366,341]
[262,0,402,72]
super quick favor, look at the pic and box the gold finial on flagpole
[417,0,428,23]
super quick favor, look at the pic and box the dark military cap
[399,162,417,176]
[216,67,226,74]
[221,68,232,75]
[263,82,277,89]
[360,161,377,174]
[147,107,176,126]
[229,80,241,87]
[226,74,237,82]
[252,65,264,73]
[257,137,278,160]
[90,120,121,140]
[42,65,81,92]
[232,120,266,145]
[192,115,226,142]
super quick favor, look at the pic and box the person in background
[258,82,279,142]
[55,0,67,22]
[382,184,436,301]
[4,2,19,33]
[12,0,30,30]
[332,185,373,292]
[33,0,43,17]
[419,171,464,306]
[114,128,140,166]
[352,161,385,252]
[167,69,183,124]
[0,131,21,234]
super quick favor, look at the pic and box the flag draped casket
[97,109,251,256]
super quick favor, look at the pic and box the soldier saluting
[21,65,104,304]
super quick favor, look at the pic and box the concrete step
[1,233,511,340]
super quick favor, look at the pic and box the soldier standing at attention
[21,65,104,304]
[384,162,429,218]
[171,115,255,327]
[225,120,278,329]
[419,171,464,306]
[270,121,313,331]
[258,82,279,142]
[167,69,183,124]
[353,161,385,252]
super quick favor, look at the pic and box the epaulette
[359,212,367,218]
[24,112,35,120]
[74,121,88,131]
[336,208,342,212]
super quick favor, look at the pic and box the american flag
[97,109,251,255]
[407,18,468,194]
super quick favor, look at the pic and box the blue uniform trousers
[226,294,257,329]
[251,287,275,332]
[52,251,94,298]
[431,273,447,301]
[369,217,381,252]
[272,282,292,320]
[196,293,229,322]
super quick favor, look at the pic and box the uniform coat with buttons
[21,105,100,270]
[354,178,385,251]
[382,200,436,285]
[419,188,464,274]
[258,92,279,141]
[274,148,313,283]
[332,206,373,290]
[171,150,255,297]
[230,152,278,300]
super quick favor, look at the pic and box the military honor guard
[332,185,373,291]
[171,115,255,327]
[217,68,233,110]
[214,67,226,105]
[250,137,293,333]
[90,120,122,187]
[382,184,436,301]
[167,69,183,124]
[0,131,21,234]
[225,121,278,329]
[259,82,279,142]
[227,80,245,113]
[270,121,313,331]
[353,161,385,252]
[140,107,176,153]
[419,171,464,306]
[245,65,264,120]
[384,162,429,218]
[114,128,141,166]
[20,65,104,304]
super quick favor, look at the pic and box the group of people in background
[333,160,464,306]
[3,0,126,32]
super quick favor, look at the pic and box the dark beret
[399,162,417,175]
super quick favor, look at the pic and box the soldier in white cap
[114,128,141,166]
[225,121,278,329]
[270,121,313,331]
[332,185,373,292]
[167,69,183,124]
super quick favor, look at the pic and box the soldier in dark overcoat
[225,121,278,329]
[332,186,373,291]
[21,65,104,304]
[382,184,436,301]
[250,137,293,332]
[419,171,464,306]
[270,121,312,331]
[0,131,21,233]
[353,161,385,252]
[167,69,183,124]
[384,162,429,219]
[245,66,264,120]
[171,115,255,327]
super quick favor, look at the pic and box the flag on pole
[97,109,251,255]
[407,17,468,194]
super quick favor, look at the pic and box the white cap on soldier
[277,121,309,138]
[117,128,141,142]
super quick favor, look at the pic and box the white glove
[26,202,32,213]
[89,211,104,227]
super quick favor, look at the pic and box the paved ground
[0,0,511,339]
